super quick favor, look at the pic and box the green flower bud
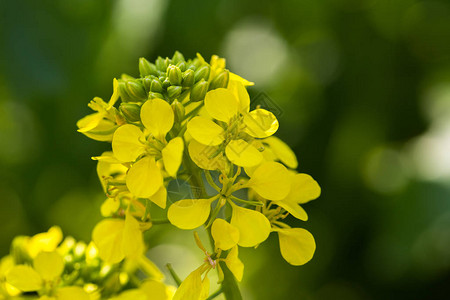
[189,57,203,70]
[156,56,169,71]
[177,61,186,72]
[150,78,163,93]
[210,70,230,90]
[139,57,158,77]
[182,69,195,87]
[172,51,185,64]
[149,92,164,99]
[162,78,171,89]
[120,103,141,122]
[118,80,133,102]
[126,80,147,101]
[190,79,209,102]
[194,65,210,82]
[171,100,185,123]
[167,65,182,86]
[142,76,152,93]
[167,85,183,99]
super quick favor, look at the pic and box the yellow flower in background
[27,226,63,258]
[187,81,278,169]
[111,280,174,300]
[77,79,120,142]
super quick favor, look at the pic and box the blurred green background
[1,0,450,299]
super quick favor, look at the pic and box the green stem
[166,263,182,286]
[150,218,170,225]
[206,288,223,300]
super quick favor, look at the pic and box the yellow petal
[137,256,164,281]
[168,199,212,230]
[225,246,244,282]
[173,268,204,300]
[126,157,163,198]
[149,185,167,209]
[225,139,262,167]
[27,226,63,258]
[112,124,145,162]
[57,286,90,300]
[140,280,171,300]
[188,140,227,171]
[227,80,250,113]
[284,173,321,204]
[108,78,120,106]
[211,219,240,250]
[6,265,42,292]
[101,198,121,217]
[277,201,308,221]
[204,88,239,123]
[76,112,103,133]
[110,289,147,300]
[244,109,279,138]
[264,136,298,169]
[141,98,174,139]
[187,116,225,146]
[230,204,270,247]
[92,219,125,264]
[248,162,291,200]
[33,251,64,281]
[229,72,254,86]
[162,137,184,177]
[78,119,118,142]
[277,228,316,266]
[199,274,210,300]
[122,211,144,259]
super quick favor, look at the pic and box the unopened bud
[118,80,133,102]
[189,58,202,70]
[194,65,210,82]
[182,69,195,87]
[162,78,171,89]
[167,65,182,86]
[149,92,164,99]
[210,70,229,90]
[126,80,147,101]
[190,79,209,102]
[120,103,141,122]
[172,51,185,64]
[139,58,158,77]
[172,100,185,123]
[156,56,169,71]
[177,61,186,72]
[167,85,183,99]
[150,78,163,93]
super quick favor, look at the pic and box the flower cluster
[75,51,321,299]
[0,51,319,299]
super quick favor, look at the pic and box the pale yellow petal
[141,98,174,138]
[227,80,250,113]
[244,109,279,138]
[204,88,239,122]
[6,265,42,292]
[76,112,103,133]
[248,162,291,200]
[264,136,298,169]
[172,268,203,300]
[126,157,163,198]
[149,185,167,209]
[211,219,240,250]
[122,212,145,259]
[229,72,254,86]
[284,173,321,204]
[112,124,145,162]
[225,246,244,282]
[33,251,64,281]
[230,204,270,247]
[225,139,262,167]
[277,228,316,266]
[92,219,125,264]
[168,199,212,230]
[187,116,225,146]
[57,286,90,300]
[78,119,118,142]
[277,201,308,221]
[188,140,227,171]
[100,198,121,217]
[162,137,184,177]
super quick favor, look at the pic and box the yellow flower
[111,98,184,203]
[111,280,174,300]
[27,226,63,258]
[247,161,292,201]
[172,266,210,300]
[168,198,215,230]
[92,211,145,264]
[77,79,120,142]
[187,81,278,169]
